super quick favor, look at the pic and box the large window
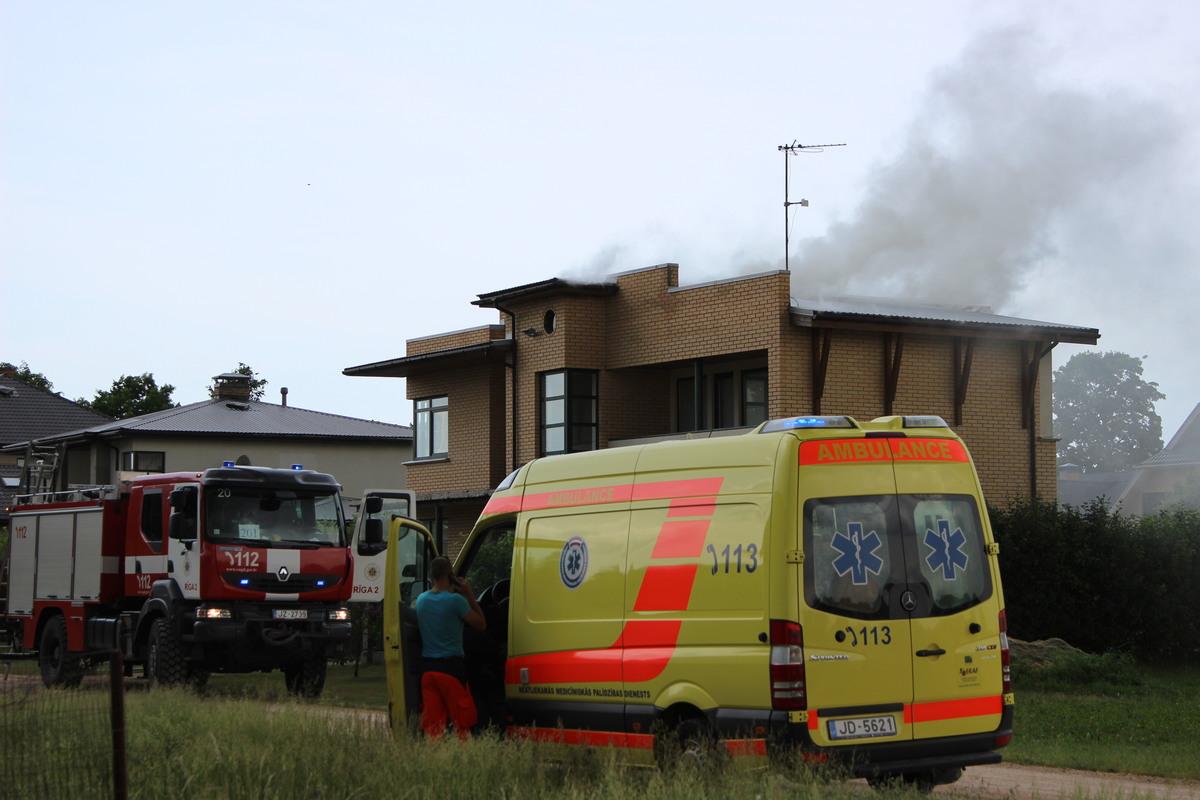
[414,396,448,459]
[121,451,165,473]
[742,371,768,427]
[541,370,598,455]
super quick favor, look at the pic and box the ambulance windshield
[204,487,345,547]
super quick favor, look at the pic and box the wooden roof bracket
[812,328,832,414]
[953,337,975,426]
[883,332,904,416]
[1020,340,1058,429]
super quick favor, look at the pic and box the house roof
[344,339,514,379]
[1135,403,1200,469]
[790,296,1101,344]
[472,277,617,308]
[2,396,412,451]
[0,374,113,447]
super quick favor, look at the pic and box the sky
[3,1,1198,440]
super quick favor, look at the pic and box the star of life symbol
[924,519,969,580]
[559,536,588,590]
[831,522,884,585]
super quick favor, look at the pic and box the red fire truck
[3,464,353,696]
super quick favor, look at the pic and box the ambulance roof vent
[759,416,857,433]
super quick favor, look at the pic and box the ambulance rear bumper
[767,705,1014,779]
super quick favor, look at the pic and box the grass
[6,655,1199,798]
[1006,649,1200,779]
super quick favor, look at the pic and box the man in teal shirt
[413,556,486,739]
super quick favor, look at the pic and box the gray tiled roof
[5,396,411,448]
[0,374,113,447]
[791,296,1100,339]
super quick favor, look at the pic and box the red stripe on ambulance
[505,478,722,687]
[799,438,968,465]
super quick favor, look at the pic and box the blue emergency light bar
[291,464,303,470]
[901,415,950,428]
[223,461,235,467]
[759,416,857,433]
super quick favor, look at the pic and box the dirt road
[932,763,1200,800]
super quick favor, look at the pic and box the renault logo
[277,566,290,582]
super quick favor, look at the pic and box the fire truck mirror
[364,517,383,548]
[365,495,384,515]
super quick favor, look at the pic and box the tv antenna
[778,141,845,271]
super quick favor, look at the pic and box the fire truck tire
[283,651,327,698]
[38,615,83,688]
[147,618,187,688]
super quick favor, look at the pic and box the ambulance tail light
[769,619,806,710]
[999,609,1012,694]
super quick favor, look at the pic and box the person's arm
[452,576,487,631]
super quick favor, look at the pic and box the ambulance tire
[658,717,723,773]
[147,618,187,688]
[284,651,327,698]
[39,615,84,688]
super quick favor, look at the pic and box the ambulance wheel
[658,717,722,773]
[147,618,187,688]
[284,651,327,698]
[39,615,83,688]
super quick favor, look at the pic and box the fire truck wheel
[283,651,327,698]
[38,615,83,688]
[147,618,187,688]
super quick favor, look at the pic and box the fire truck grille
[221,573,342,593]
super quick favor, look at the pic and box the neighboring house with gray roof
[1,372,114,521]
[1113,403,1200,514]
[2,374,412,505]
[1056,403,1200,515]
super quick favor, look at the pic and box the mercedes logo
[901,590,917,611]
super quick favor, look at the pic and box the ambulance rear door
[798,436,916,747]
[890,437,1004,742]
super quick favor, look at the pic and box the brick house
[345,264,1099,556]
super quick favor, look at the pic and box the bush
[990,499,1200,662]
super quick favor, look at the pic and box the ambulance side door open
[381,517,439,733]
[799,440,917,746]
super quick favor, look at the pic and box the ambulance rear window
[804,493,992,621]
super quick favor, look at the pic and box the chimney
[281,387,289,407]
[211,373,252,402]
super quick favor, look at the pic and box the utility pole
[778,141,845,271]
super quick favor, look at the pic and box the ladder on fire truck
[18,442,64,502]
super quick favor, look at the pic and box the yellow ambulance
[382,415,1013,789]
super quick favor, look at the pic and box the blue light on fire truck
[223,461,235,467]
[291,464,303,470]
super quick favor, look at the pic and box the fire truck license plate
[273,609,309,620]
[827,715,897,740]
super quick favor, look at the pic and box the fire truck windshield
[204,487,345,547]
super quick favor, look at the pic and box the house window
[541,370,598,455]
[676,376,707,432]
[743,371,768,427]
[121,451,165,473]
[714,373,736,429]
[414,396,448,459]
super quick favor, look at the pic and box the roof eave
[791,310,1100,344]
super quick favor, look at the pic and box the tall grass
[118,689,873,800]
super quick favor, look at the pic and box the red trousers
[420,670,477,740]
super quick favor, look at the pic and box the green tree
[1054,351,1164,473]
[80,373,178,419]
[0,360,54,393]
[208,363,267,401]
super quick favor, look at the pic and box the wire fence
[0,655,125,800]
